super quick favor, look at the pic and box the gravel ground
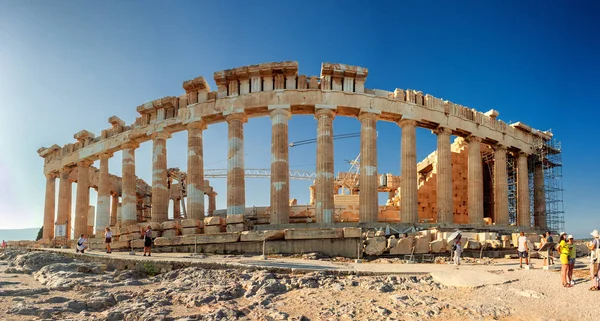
[0,249,597,321]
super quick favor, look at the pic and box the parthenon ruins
[37,61,564,250]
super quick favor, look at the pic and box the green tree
[35,227,43,241]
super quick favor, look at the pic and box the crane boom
[204,168,316,180]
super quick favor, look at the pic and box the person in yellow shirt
[568,235,576,286]
[557,233,570,287]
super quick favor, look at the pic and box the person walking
[517,231,529,269]
[567,235,576,285]
[557,233,571,287]
[104,227,112,254]
[452,234,462,267]
[142,225,153,257]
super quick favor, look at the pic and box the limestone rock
[162,229,180,238]
[364,236,386,256]
[131,239,144,248]
[226,223,244,233]
[343,227,362,238]
[240,230,285,242]
[284,228,344,240]
[204,216,224,226]
[160,221,181,231]
[226,214,244,224]
[181,232,240,244]
[465,239,481,250]
[429,239,447,253]
[484,240,503,249]
[389,236,414,255]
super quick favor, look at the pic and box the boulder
[284,228,344,240]
[364,236,386,256]
[429,239,447,253]
[226,223,244,233]
[226,214,244,224]
[343,227,362,238]
[389,236,414,255]
[180,219,204,228]
[240,230,285,242]
[182,227,203,235]
[205,226,222,234]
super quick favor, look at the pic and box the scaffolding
[507,154,518,225]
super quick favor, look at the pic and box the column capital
[269,108,292,119]
[358,111,380,122]
[60,166,72,174]
[77,160,93,167]
[151,130,171,140]
[466,135,482,143]
[98,152,113,160]
[518,151,529,158]
[397,119,417,128]
[45,171,59,179]
[493,144,508,152]
[432,126,452,135]
[225,112,248,124]
[121,141,140,150]
[186,120,207,130]
[314,108,336,119]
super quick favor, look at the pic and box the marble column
[43,172,58,239]
[270,108,292,225]
[435,127,453,224]
[308,185,316,206]
[187,122,206,219]
[151,131,171,222]
[74,160,92,237]
[399,119,417,223]
[517,152,531,227]
[315,108,335,223]
[208,192,216,215]
[225,113,247,216]
[121,142,139,227]
[534,160,546,228]
[95,153,112,234]
[359,112,378,223]
[87,205,95,236]
[494,145,509,225]
[110,194,118,226]
[173,199,181,219]
[467,136,484,225]
[56,168,71,239]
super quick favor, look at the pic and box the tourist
[76,234,87,254]
[1,240,6,249]
[557,233,570,287]
[517,231,529,269]
[567,235,576,285]
[142,225,153,257]
[545,231,554,265]
[589,230,600,283]
[104,227,112,254]
[452,235,462,266]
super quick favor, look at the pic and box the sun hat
[591,230,599,238]
[568,235,574,240]
[560,232,566,236]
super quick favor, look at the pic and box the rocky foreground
[1,249,593,320]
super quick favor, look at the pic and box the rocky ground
[0,249,597,320]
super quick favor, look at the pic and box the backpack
[451,243,457,251]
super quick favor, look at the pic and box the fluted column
[110,194,118,226]
[43,172,58,239]
[56,168,71,239]
[494,145,509,225]
[467,136,484,225]
[435,127,453,224]
[399,119,417,223]
[208,192,216,215]
[226,113,247,216]
[517,152,531,227]
[308,185,316,206]
[173,199,181,219]
[270,107,292,224]
[187,122,206,219]
[121,142,139,226]
[534,160,546,228]
[151,131,170,222]
[315,108,335,223]
[95,153,112,234]
[359,112,379,223]
[74,160,92,237]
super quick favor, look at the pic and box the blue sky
[0,0,598,237]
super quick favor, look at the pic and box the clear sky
[0,0,598,237]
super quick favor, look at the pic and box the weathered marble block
[389,236,414,255]
[226,214,244,224]
[343,227,362,238]
[226,223,244,233]
[180,219,204,228]
[284,228,344,240]
[181,232,241,245]
[205,225,222,234]
[182,227,203,235]
[240,230,285,242]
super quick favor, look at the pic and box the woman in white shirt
[104,227,112,254]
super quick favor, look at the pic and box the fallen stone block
[111,241,130,249]
[162,229,180,238]
[414,235,430,254]
[226,223,244,233]
[387,235,398,249]
[465,239,481,250]
[478,232,498,242]
[364,236,386,256]
[153,237,172,246]
[226,214,244,224]
[389,236,414,255]
[180,219,204,228]
[205,226,222,234]
[430,239,447,253]
[240,230,285,242]
[126,225,142,234]
[161,221,181,231]
[284,228,344,240]
[181,232,241,245]
[182,227,203,235]
[343,227,362,238]
[484,240,503,249]
[204,216,224,226]
[138,222,161,230]
[502,240,511,248]
[131,239,144,249]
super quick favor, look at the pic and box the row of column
[41,108,547,240]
